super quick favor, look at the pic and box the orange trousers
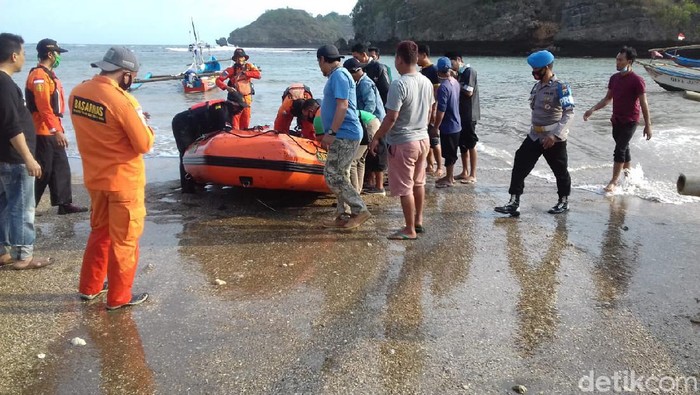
[79,188,146,306]
[232,106,251,130]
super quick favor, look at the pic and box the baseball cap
[36,39,68,55]
[91,46,140,72]
[527,50,555,68]
[316,44,344,60]
[343,58,364,73]
[436,57,452,73]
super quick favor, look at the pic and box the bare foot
[0,253,13,266]
[604,182,616,193]
[435,168,445,178]
[460,176,477,184]
[11,256,52,270]
[454,173,468,180]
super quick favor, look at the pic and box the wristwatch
[327,129,336,136]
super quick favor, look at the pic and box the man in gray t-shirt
[369,41,434,240]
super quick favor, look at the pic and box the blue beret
[527,50,555,68]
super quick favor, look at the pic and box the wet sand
[1,158,699,394]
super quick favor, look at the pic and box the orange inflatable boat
[182,128,330,193]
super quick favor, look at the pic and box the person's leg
[413,139,430,228]
[351,146,368,194]
[543,141,571,213]
[8,164,48,266]
[387,141,421,238]
[105,189,146,307]
[51,138,75,206]
[34,135,52,207]
[79,189,110,296]
[508,137,542,196]
[0,164,11,263]
[607,123,637,192]
[437,133,459,186]
[239,106,252,130]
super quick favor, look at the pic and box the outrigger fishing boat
[132,18,222,93]
[640,44,700,93]
[182,128,329,193]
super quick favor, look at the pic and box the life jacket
[282,83,313,102]
[228,63,256,96]
[25,65,63,117]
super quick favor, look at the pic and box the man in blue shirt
[316,45,371,229]
[432,57,462,188]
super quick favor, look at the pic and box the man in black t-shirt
[0,33,50,270]
[417,44,442,177]
[446,52,480,183]
[351,43,391,105]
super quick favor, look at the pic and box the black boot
[548,196,569,214]
[58,203,88,215]
[495,195,520,216]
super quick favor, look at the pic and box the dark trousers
[35,134,72,207]
[508,136,570,198]
[612,122,637,163]
[172,111,206,192]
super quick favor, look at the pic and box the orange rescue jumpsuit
[215,62,261,130]
[69,75,154,307]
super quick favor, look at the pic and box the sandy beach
[1,157,699,394]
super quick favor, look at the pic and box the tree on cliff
[226,8,354,47]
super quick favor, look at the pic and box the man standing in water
[495,50,574,217]
[216,48,261,130]
[583,46,652,193]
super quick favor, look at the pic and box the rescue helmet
[527,50,554,68]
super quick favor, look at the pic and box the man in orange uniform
[216,48,260,130]
[70,47,154,310]
[273,83,315,139]
[25,39,87,215]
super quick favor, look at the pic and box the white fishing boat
[640,44,700,93]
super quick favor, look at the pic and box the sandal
[415,225,425,233]
[387,231,417,240]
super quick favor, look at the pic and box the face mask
[532,68,546,80]
[617,65,630,73]
[119,72,133,91]
[51,53,61,69]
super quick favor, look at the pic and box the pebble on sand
[214,279,227,286]
[70,337,87,346]
[512,384,527,394]
[37,353,46,359]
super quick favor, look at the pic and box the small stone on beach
[37,353,46,359]
[70,337,86,346]
[214,279,227,286]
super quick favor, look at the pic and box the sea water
[10,44,700,204]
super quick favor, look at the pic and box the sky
[0,0,358,45]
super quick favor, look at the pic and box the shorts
[440,132,461,166]
[387,138,430,197]
[459,121,479,151]
[430,136,440,148]
[366,137,388,172]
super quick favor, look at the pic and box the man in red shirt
[584,46,652,193]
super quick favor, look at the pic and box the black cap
[316,44,344,61]
[36,38,68,55]
[232,48,249,61]
[343,58,364,73]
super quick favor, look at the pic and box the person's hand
[542,135,556,149]
[321,134,335,149]
[643,124,652,140]
[25,157,42,178]
[55,132,68,148]
[583,108,594,121]
[369,138,379,155]
[226,86,237,93]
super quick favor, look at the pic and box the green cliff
[225,8,354,48]
[351,0,700,56]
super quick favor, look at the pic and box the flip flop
[459,178,477,184]
[435,182,453,189]
[454,174,468,180]
[0,254,13,267]
[11,257,53,270]
[387,231,417,240]
[415,225,425,233]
